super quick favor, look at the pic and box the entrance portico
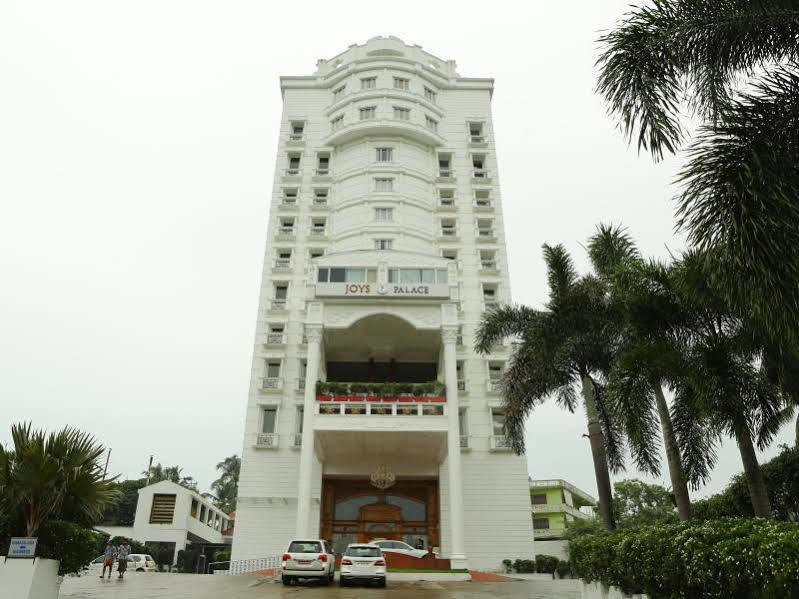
[294,308,467,568]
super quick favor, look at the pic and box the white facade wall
[233,36,533,571]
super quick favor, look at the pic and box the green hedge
[37,520,104,576]
[569,518,799,599]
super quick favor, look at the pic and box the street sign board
[8,537,38,558]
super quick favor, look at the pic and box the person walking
[116,540,131,579]
[100,542,117,579]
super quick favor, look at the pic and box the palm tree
[668,250,794,517]
[0,423,120,536]
[596,0,799,345]
[476,244,624,530]
[143,463,197,491]
[211,455,240,513]
[588,225,717,520]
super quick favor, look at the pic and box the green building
[529,479,596,540]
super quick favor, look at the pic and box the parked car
[127,554,158,572]
[85,553,157,574]
[280,539,335,585]
[371,539,429,559]
[339,543,386,587]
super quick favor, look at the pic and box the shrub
[535,554,559,574]
[556,559,570,579]
[176,545,203,573]
[37,520,104,576]
[512,558,536,573]
[569,518,799,598]
[501,559,513,573]
[214,547,232,562]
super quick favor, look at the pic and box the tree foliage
[143,463,198,491]
[612,479,678,528]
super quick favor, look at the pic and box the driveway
[59,573,581,598]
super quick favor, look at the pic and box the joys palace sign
[315,282,451,299]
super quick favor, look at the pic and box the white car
[371,539,429,559]
[280,539,335,585]
[340,543,386,587]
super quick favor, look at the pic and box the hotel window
[318,267,377,283]
[311,218,326,235]
[458,408,468,435]
[314,188,329,205]
[531,494,548,505]
[475,189,491,207]
[290,121,304,140]
[333,86,345,101]
[442,249,458,261]
[309,248,324,259]
[387,268,447,284]
[469,122,484,142]
[473,154,487,177]
[316,154,330,175]
[265,360,281,379]
[282,188,298,204]
[533,518,550,530]
[374,207,393,221]
[439,189,455,206]
[374,239,393,250]
[361,77,376,89]
[295,406,304,436]
[393,106,410,120]
[491,408,506,436]
[440,218,457,237]
[393,77,410,90]
[261,407,278,434]
[478,218,494,237]
[374,177,394,192]
[425,116,438,131]
[489,362,504,382]
[274,284,288,301]
[149,494,176,524]
[424,87,437,102]
[287,154,301,175]
[480,250,497,269]
[359,106,376,120]
[331,115,344,130]
[375,147,393,162]
[483,284,498,306]
[438,154,452,177]
[279,217,295,234]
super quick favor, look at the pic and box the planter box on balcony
[317,395,333,401]
[366,395,381,402]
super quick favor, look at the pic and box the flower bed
[568,518,799,599]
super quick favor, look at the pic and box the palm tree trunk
[651,382,691,520]
[580,374,616,530]
[732,419,772,518]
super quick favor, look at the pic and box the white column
[442,326,467,568]
[295,325,322,538]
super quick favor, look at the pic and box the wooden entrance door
[359,502,401,543]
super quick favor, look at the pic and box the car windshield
[288,541,322,553]
[345,546,381,557]
[145,555,154,562]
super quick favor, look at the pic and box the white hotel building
[232,37,533,570]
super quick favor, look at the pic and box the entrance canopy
[324,314,441,363]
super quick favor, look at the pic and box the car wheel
[320,575,330,586]
[281,576,291,585]
[339,576,348,587]
[136,568,144,572]
[378,578,386,588]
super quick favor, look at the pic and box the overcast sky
[1,1,794,501]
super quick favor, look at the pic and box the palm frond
[474,304,540,354]
[593,379,627,474]
[542,244,577,304]
[587,222,641,280]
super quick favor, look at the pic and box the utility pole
[103,448,112,479]
[146,455,153,485]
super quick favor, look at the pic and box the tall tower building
[233,36,534,570]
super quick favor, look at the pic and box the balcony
[264,333,284,347]
[477,229,496,243]
[297,378,306,391]
[260,377,283,392]
[472,169,492,182]
[272,258,291,272]
[437,199,457,212]
[318,402,446,417]
[312,197,330,210]
[309,228,328,241]
[324,117,445,147]
[292,433,303,448]
[469,135,488,148]
[474,200,493,212]
[456,379,468,393]
[487,378,502,394]
[275,227,295,241]
[531,502,590,520]
[282,168,301,181]
[436,168,455,182]
[490,435,512,451]
[439,229,459,242]
[316,381,445,401]
[313,168,333,182]
[287,133,305,146]
[533,528,562,539]
[255,433,279,449]
[480,260,499,274]
[279,198,298,210]
[268,299,287,312]
[460,435,470,450]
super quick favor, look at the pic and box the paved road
[60,573,581,598]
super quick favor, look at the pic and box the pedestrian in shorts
[101,542,117,579]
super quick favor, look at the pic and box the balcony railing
[533,528,562,539]
[460,435,470,449]
[315,168,330,176]
[473,169,489,179]
[475,200,492,210]
[281,198,297,207]
[531,502,590,519]
[284,168,300,176]
[440,229,458,237]
[438,168,453,178]
[470,135,485,143]
[266,333,284,345]
[457,379,467,392]
[490,435,512,451]
[456,335,464,347]
[261,377,282,391]
[316,381,445,399]
[277,226,295,236]
[309,229,327,237]
[289,133,304,141]
[530,479,598,506]
[270,299,287,311]
[313,197,329,207]
[274,259,291,269]
[481,260,497,270]
[292,433,303,448]
[255,433,278,448]
[318,402,446,416]
[297,378,306,390]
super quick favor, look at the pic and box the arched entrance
[321,478,439,554]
